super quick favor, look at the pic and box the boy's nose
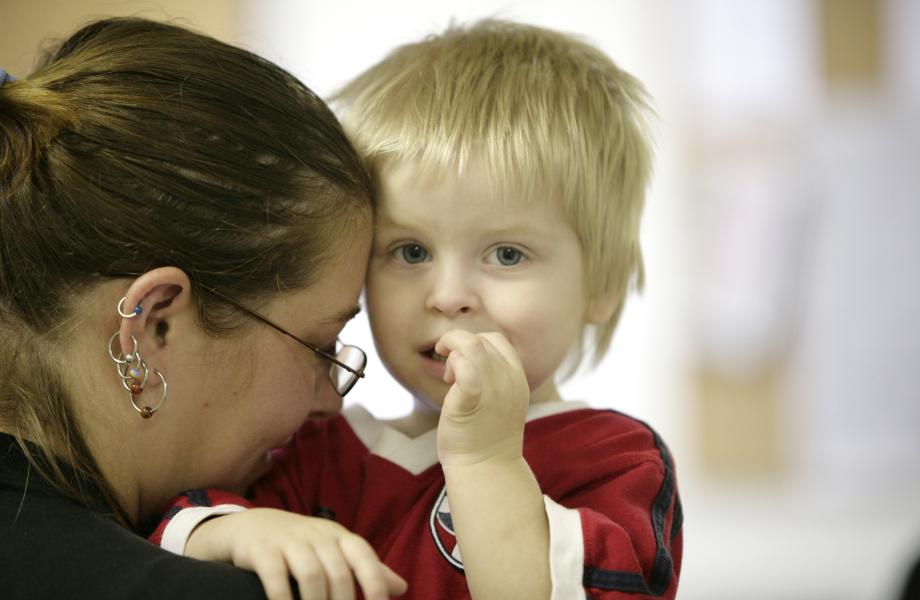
[425,267,478,317]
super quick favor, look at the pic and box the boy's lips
[418,342,449,379]
[418,338,448,362]
[421,347,448,362]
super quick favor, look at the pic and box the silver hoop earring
[108,332,138,365]
[129,368,167,419]
[117,297,143,318]
[107,331,167,419]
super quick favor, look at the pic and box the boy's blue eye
[494,246,524,266]
[398,243,429,264]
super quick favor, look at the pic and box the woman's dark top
[0,433,271,599]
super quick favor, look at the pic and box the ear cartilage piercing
[108,332,139,365]
[117,297,143,319]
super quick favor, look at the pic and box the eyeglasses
[200,286,367,397]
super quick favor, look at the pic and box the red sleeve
[147,489,254,546]
[575,459,682,599]
[526,409,683,599]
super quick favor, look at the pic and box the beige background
[0,0,239,77]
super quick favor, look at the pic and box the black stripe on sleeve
[582,412,682,596]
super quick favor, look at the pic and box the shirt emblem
[428,486,464,569]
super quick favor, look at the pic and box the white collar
[342,400,589,476]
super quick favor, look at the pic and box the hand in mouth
[422,347,449,362]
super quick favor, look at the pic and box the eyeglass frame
[101,271,366,397]
[198,285,366,397]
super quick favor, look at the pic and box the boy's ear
[585,288,622,325]
[117,267,193,360]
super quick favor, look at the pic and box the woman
[0,17,404,600]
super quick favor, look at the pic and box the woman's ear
[117,267,193,362]
[585,288,622,325]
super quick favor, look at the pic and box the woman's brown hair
[0,17,373,526]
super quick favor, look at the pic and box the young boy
[152,20,682,600]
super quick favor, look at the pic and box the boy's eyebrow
[321,305,362,324]
[375,213,410,228]
[378,215,551,238]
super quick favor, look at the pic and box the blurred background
[3,1,919,598]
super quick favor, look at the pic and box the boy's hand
[185,508,407,600]
[434,330,530,466]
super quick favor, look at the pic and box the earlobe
[117,267,193,358]
[585,288,622,325]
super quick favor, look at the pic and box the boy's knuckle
[343,532,372,551]
[294,563,324,586]
[327,568,352,587]
[258,562,289,582]
[362,580,387,599]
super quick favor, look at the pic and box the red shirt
[153,403,682,599]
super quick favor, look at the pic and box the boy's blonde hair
[334,20,653,365]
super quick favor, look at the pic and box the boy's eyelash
[390,241,430,263]
[380,239,419,252]
[380,241,532,265]
[486,245,529,265]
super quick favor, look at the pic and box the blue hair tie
[0,69,16,87]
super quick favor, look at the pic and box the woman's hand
[186,508,407,600]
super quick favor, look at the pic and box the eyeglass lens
[330,345,367,395]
